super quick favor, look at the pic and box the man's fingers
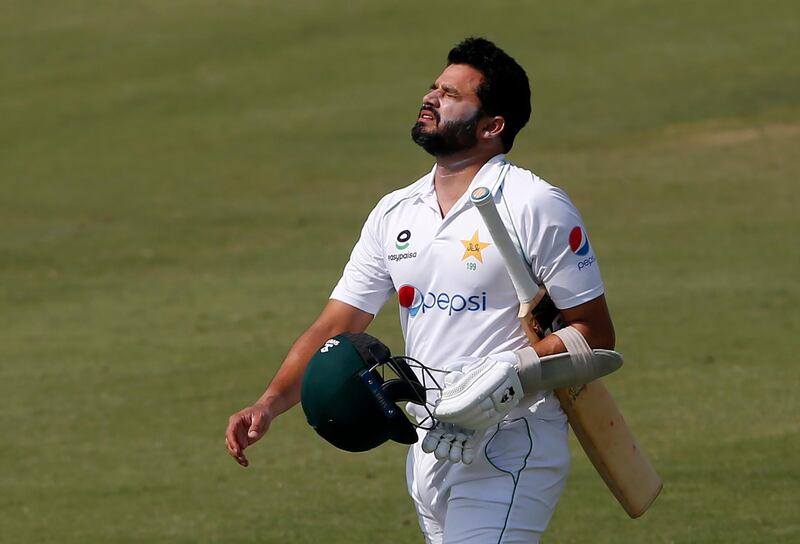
[224,437,249,467]
[225,416,244,454]
[421,423,478,465]
[225,404,273,466]
[434,430,456,460]
[421,428,443,454]
[236,453,249,467]
[247,411,265,440]
[225,412,258,467]
[234,421,251,451]
[448,440,463,463]
[434,439,451,461]
[462,437,476,465]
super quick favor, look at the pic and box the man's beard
[411,110,481,156]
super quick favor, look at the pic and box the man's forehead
[434,64,484,93]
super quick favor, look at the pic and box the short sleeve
[525,186,605,309]
[330,204,395,315]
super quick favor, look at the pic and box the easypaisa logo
[388,229,417,262]
[398,284,487,317]
[395,229,411,250]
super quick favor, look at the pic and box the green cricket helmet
[301,332,438,452]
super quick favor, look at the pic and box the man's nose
[422,88,442,106]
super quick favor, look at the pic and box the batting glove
[433,356,523,430]
[421,422,478,464]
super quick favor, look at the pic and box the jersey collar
[465,153,509,197]
[414,153,509,215]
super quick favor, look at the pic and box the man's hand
[434,356,524,430]
[225,403,272,467]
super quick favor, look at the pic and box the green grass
[1,1,798,542]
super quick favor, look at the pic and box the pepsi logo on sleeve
[569,226,597,270]
[569,226,590,256]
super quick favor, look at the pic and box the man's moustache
[420,105,440,123]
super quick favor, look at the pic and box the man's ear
[479,116,505,141]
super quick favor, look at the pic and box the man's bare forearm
[533,295,616,357]
[254,323,342,418]
[255,300,374,419]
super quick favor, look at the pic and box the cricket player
[226,37,616,543]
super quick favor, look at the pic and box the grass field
[1,1,799,542]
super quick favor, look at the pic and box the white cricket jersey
[331,154,604,412]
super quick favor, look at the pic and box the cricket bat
[470,186,662,518]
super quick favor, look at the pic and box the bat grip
[470,187,540,304]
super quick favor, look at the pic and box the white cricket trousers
[406,413,570,544]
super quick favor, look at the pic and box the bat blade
[470,186,662,518]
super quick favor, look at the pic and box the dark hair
[447,37,531,152]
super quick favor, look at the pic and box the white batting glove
[421,422,478,464]
[433,356,524,430]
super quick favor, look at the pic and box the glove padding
[433,357,524,430]
[421,422,478,464]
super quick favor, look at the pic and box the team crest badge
[460,230,491,263]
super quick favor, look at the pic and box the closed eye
[442,85,460,97]
[429,82,460,98]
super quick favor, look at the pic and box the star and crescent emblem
[460,230,491,263]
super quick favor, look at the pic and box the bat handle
[470,186,493,206]
[470,187,540,304]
